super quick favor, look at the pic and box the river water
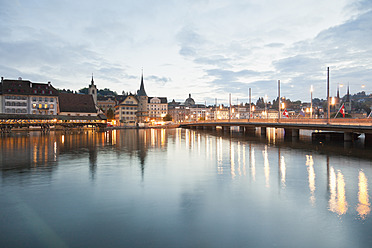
[0,128,371,248]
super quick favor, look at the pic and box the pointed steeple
[337,84,340,99]
[137,69,147,96]
[346,84,350,102]
[91,73,94,86]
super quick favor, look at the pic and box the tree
[106,108,115,120]
[163,114,172,121]
[79,87,89,94]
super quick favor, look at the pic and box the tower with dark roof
[345,84,351,112]
[88,74,98,106]
[136,71,149,123]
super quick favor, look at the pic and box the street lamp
[310,85,313,119]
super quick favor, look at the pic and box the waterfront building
[214,105,229,120]
[114,94,138,126]
[58,93,97,116]
[0,77,58,115]
[148,97,168,121]
[97,96,116,118]
[168,94,210,122]
[136,73,149,123]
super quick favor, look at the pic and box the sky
[0,0,371,105]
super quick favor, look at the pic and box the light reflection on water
[0,128,372,247]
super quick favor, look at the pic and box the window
[50,104,54,108]
[33,97,36,101]
[45,98,48,102]
[32,104,36,109]
[39,97,42,101]
[50,98,54,102]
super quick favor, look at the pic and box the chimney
[48,81,51,86]
[1,77,3,83]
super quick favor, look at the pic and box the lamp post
[310,85,313,119]
[249,88,252,120]
[278,80,281,120]
[327,67,330,124]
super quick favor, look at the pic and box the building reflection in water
[217,137,223,174]
[1,128,371,220]
[278,149,286,188]
[306,155,316,206]
[357,170,370,219]
[0,133,59,170]
[250,144,256,182]
[230,141,235,179]
[263,145,270,188]
[328,166,348,215]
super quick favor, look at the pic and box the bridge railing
[186,118,372,126]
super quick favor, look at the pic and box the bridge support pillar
[365,133,372,146]
[239,126,245,132]
[261,127,267,136]
[344,132,353,142]
[284,128,299,139]
[244,127,256,135]
[292,129,299,138]
[222,126,230,132]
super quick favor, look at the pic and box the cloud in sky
[0,0,371,104]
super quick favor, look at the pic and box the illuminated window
[32,104,36,108]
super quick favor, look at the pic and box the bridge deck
[179,119,372,133]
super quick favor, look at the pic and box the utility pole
[229,93,231,122]
[278,80,281,120]
[327,67,330,124]
[249,88,252,120]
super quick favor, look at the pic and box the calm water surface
[0,128,371,248]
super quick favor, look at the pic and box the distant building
[58,93,97,116]
[345,85,352,112]
[0,77,58,115]
[168,94,210,122]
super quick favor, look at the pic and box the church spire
[137,69,147,96]
[91,73,94,86]
[346,84,350,102]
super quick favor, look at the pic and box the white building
[148,97,168,121]
[0,77,59,115]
